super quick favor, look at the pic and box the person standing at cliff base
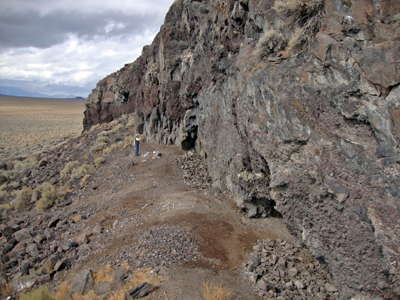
[134,134,142,156]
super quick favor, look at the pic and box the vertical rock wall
[84,0,400,298]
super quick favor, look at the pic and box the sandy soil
[0,96,84,160]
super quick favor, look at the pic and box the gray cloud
[0,10,164,50]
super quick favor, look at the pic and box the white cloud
[0,30,156,87]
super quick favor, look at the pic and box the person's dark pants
[134,142,141,156]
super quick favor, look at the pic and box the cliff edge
[84,0,400,298]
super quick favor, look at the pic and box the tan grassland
[0,96,85,160]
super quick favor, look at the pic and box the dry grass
[14,186,33,210]
[0,96,84,160]
[0,184,13,202]
[54,282,72,300]
[108,123,124,135]
[50,265,162,300]
[70,164,95,180]
[123,136,134,149]
[14,156,39,172]
[94,156,106,167]
[257,29,287,58]
[20,286,54,300]
[96,135,111,145]
[202,281,232,300]
[287,27,306,54]
[103,142,124,155]
[35,182,67,210]
[0,281,12,298]
[60,161,80,179]
[273,0,322,15]
[90,141,108,153]
[93,265,114,283]
[126,115,136,128]
[80,174,91,186]
[109,268,161,300]
[0,202,13,210]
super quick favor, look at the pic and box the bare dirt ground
[54,143,293,299]
[0,113,338,299]
[0,96,84,160]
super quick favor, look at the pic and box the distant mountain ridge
[0,79,91,98]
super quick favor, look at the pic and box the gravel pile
[244,239,339,300]
[120,225,198,268]
[177,152,211,190]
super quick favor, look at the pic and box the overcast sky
[0,0,174,97]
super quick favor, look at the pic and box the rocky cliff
[84,0,400,298]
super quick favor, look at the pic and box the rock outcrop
[84,0,400,298]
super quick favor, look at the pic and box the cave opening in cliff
[181,135,197,151]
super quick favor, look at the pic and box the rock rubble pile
[244,239,339,300]
[177,152,211,190]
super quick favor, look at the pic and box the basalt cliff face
[84,0,400,298]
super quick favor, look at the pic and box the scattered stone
[0,161,7,170]
[39,159,48,167]
[325,283,338,293]
[177,153,211,190]
[294,280,305,290]
[288,267,298,277]
[126,282,156,299]
[20,262,31,275]
[244,240,339,299]
[71,269,94,295]
[11,275,36,292]
[113,268,130,284]
[26,243,39,257]
[153,151,162,158]
[76,233,90,244]
[0,174,7,184]
[2,239,17,255]
[13,228,31,242]
[48,217,60,228]
[92,224,103,235]
[71,215,82,223]
[118,225,198,268]
[53,258,71,272]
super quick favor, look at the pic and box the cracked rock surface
[84,0,400,298]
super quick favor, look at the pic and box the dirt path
[60,144,293,299]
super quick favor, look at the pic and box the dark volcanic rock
[244,239,339,299]
[83,0,400,298]
[126,282,156,299]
